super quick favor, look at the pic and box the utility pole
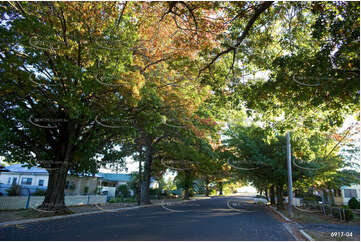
[286,132,294,218]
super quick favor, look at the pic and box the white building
[0,164,101,196]
[97,173,158,197]
[0,164,48,187]
[0,164,158,197]
[334,184,360,206]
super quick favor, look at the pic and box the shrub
[344,209,354,221]
[84,186,89,194]
[32,189,46,196]
[109,197,136,203]
[210,190,218,196]
[332,207,354,221]
[116,184,130,197]
[6,184,21,196]
[303,194,322,202]
[223,186,234,195]
[149,188,162,199]
[348,197,360,209]
[189,189,194,198]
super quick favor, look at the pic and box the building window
[344,189,357,198]
[334,189,342,197]
[12,177,17,185]
[21,178,32,185]
[38,180,44,186]
[7,177,11,184]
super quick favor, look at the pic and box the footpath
[269,205,360,241]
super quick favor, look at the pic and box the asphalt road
[0,196,295,241]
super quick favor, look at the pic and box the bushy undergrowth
[109,197,137,203]
[348,197,360,209]
[332,207,354,221]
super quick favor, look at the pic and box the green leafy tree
[0,2,138,212]
[222,121,354,209]
[348,197,360,209]
[116,184,131,198]
[6,184,21,196]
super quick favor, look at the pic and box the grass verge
[304,229,360,241]
[279,207,359,225]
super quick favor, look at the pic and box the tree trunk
[141,141,153,205]
[321,189,327,204]
[136,180,141,206]
[265,188,269,201]
[38,163,70,214]
[205,177,210,197]
[137,155,142,206]
[183,171,192,200]
[218,182,223,195]
[37,123,77,213]
[38,130,75,214]
[276,184,284,210]
[327,189,335,207]
[184,186,190,200]
[270,185,275,205]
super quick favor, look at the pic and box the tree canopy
[0,1,359,211]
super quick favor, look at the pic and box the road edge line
[268,206,314,241]
[269,206,291,222]
[300,229,314,241]
[282,223,299,241]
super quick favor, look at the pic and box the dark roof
[0,165,9,172]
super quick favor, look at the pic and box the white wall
[341,184,360,205]
[100,187,116,197]
[0,195,107,210]
[116,181,127,186]
[284,197,302,206]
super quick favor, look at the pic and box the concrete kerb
[0,197,210,228]
[269,206,291,222]
[300,229,315,241]
[268,206,314,241]
[282,223,299,241]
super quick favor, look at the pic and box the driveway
[0,196,295,241]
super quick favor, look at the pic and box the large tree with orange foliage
[0,1,225,210]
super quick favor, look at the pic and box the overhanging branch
[199,1,273,75]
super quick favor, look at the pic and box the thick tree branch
[178,1,198,32]
[116,2,127,28]
[142,57,171,73]
[199,1,273,75]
